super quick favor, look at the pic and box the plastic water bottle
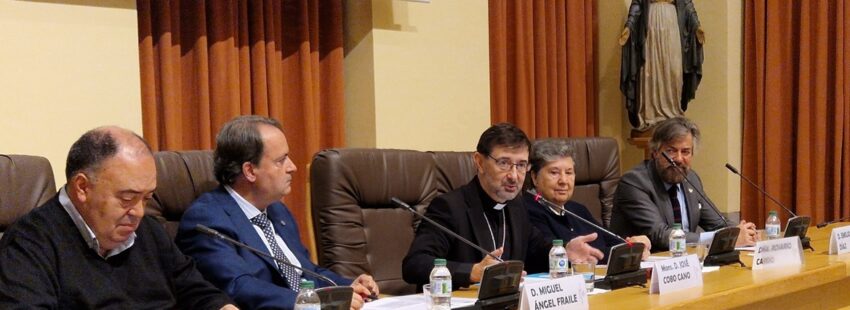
[766,210,781,240]
[549,239,569,278]
[294,280,321,310]
[429,258,452,310]
[669,224,686,257]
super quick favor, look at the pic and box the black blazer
[402,177,550,288]
[610,160,732,250]
[524,193,623,263]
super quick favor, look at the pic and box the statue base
[628,128,654,160]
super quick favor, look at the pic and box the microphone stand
[818,216,850,229]
[391,197,504,262]
[725,164,795,217]
[525,190,650,290]
[195,224,339,285]
[194,225,372,304]
[525,189,630,245]
[393,197,527,300]
[660,153,745,266]
[661,152,730,224]
[725,163,814,251]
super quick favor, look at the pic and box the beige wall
[344,0,491,151]
[0,0,141,186]
[2,0,744,212]
[597,0,743,214]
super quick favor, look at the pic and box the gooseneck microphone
[525,189,630,245]
[724,163,815,251]
[194,224,338,286]
[817,216,850,229]
[725,163,798,217]
[661,152,729,223]
[390,197,504,263]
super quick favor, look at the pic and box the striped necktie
[251,213,300,290]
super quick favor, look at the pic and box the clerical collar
[474,177,508,211]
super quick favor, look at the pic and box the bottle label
[766,224,781,237]
[431,279,452,297]
[670,238,685,253]
[294,305,320,310]
[549,257,568,272]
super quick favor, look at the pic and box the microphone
[525,189,631,246]
[660,152,729,223]
[194,224,339,286]
[390,197,504,263]
[725,163,797,217]
[725,163,816,251]
[817,216,850,229]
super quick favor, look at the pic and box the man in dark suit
[176,116,378,310]
[402,123,604,289]
[610,117,758,250]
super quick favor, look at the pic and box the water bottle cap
[769,211,777,216]
[434,258,447,266]
[673,223,682,229]
[300,279,314,289]
[552,239,564,246]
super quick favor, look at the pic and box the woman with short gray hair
[523,139,651,263]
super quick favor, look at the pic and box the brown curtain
[489,0,597,139]
[137,0,345,246]
[742,0,850,225]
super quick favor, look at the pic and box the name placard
[519,275,588,310]
[649,254,703,294]
[752,236,803,270]
[829,226,850,255]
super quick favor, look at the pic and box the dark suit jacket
[610,160,731,250]
[401,177,549,289]
[523,193,623,263]
[176,187,350,310]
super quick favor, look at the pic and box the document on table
[640,255,670,269]
[362,294,477,310]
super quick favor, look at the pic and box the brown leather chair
[309,149,476,294]
[568,137,620,226]
[145,150,218,239]
[0,155,56,239]
[309,137,619,295]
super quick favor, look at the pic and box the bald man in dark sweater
[0,127,234,309]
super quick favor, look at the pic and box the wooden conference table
[451,223,850,309]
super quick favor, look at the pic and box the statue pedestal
[628,129,653,160]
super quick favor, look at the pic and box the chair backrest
[0,154,56,238]
[145,150,218,239]
[309,149,476,294]
[309,137,620,295]
[568,137,621,226]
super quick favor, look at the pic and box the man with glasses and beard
[402,123,603,289]
[610,117,758,250]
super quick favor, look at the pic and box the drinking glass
[571,261,596,292]
[687,242,708,266]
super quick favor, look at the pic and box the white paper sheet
[362,294,476,310]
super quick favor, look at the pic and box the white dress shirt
[59,186,135,259]
[224,185,302,275]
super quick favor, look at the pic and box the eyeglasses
[661,147,693,160]
[487,154,531,172]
